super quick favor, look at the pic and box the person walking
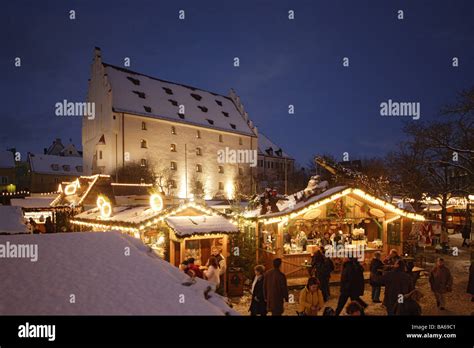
[298,277,325,316]
[369,251,384,303]
[335,257,366,316]
[429,258,453,310]
[461,221,471,247]
[263,258,289,316]
[311,250,333,301]
[382,259,414,315]
[249,265,267,316]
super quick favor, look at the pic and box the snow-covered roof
[28,153,83,175]
[0,232,236,315]
[258,132,292,159]
[74,205,158,225]
[104,63,257,136]
[165,215,239,238]
[11,197,55,208]
[0,206,28,234]
[0,151,14,168]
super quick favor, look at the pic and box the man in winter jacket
[335,257,366,316]
[263,258,289,316]
[382,259,414,315]
[429,258,453,310]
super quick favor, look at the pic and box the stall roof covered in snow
[0,232,236,315]
[258,132,293,159]
[0,206,28,234]
[165,215,239,238]
[104,63,257,136]
[11,197,55,208]
[0,151,15,168]
[28,153,83,176]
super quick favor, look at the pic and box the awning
[165,215,239,238]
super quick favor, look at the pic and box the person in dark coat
[429,258,453,310]
[44,216,54,233]
[249,265,267,316]
[461,221,471,247]
[394,289,423,316]
[311,250,334,301]
[382,259,415,315]
[335,257,366,316]
[263,258,289,316]
[369,251,384,303]
[468,263,474,302]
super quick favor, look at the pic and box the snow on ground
[0,206,28,234]
[0,231,236,315]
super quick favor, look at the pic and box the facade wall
[30,173,80,193]
[0,168,16,187]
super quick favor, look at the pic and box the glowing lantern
[97,195,112,219]
[150,193,164,212]
[64,179,80,196]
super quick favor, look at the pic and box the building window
[258,160,263,167]
[171,126,176,135]
[196,164,202,173]
[215,100,223,106]
[141,139,148,148]
[168,99,178,106]
[127,76,140,85]
[76,166,83,172]
[169,179,177,188]
[63,165,71,172]
[142,121,147,130]
[177,112,185,119]
[1,177,8,184]
[219,134,223,143]
[230,123,236,129]
[143,106,152,113]
[239,137,243,145]
[222,111,229,117]
[170,144,177,152]
[218,166,224,174]
[238,167,243,176]
[197,106,208,112]
[51,164,59,171]
[170,161,177,170]
[191,93,202,101]
[266,161,270,169]
[196,147,202,156]
[196,130,201,139]
[271,162,274,169]
[133,91,146,99]
[163,87,173,95]
[218,182,224,190]
[206,119,215,125]
[141,159,147,167]
[99,151,103,160]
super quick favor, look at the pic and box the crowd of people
[244,247,470,316]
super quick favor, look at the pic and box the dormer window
[275,149,283,157]
[178,112,185,119]
[197,106,208,112]
[230,123,236,129]
[168,99,178,106]
[127,77,140,85]
[206,119,214,125]
[222,111,229,117]
[191,93,202,101]
[51,164,59,171]
[215,100,223,106]
[163,87,173,95]
[132,91,146,99]
[63,165,71,172]
[143,106,152,113]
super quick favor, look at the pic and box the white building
[83,48,258,199]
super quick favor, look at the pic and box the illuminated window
[171,126,176,135]
[196,130,201,139]
[169,179,177,188]
[140,139,147,148]
[218,166,224,174]
[141,159,147,167]
[196,164,202,173]
[171,161,177,170]
[170,144,177,152]
[196,147,202,156]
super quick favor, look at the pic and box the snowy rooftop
[104,63,256,136]
[0,151,14,168]
[258,132,292,159]
[74,205,158,225]
[28,153,83,175]
[0,206,28,234]
[11,197,55,208]
[0,232,236,315]
[165,215,239,237]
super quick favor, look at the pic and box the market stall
[256,186,425,279]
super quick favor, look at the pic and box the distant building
[27,153,83,193]
[83,47,258,199]
[44,138,81,157]
[0,151,16,191]
[256,133,294,193]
